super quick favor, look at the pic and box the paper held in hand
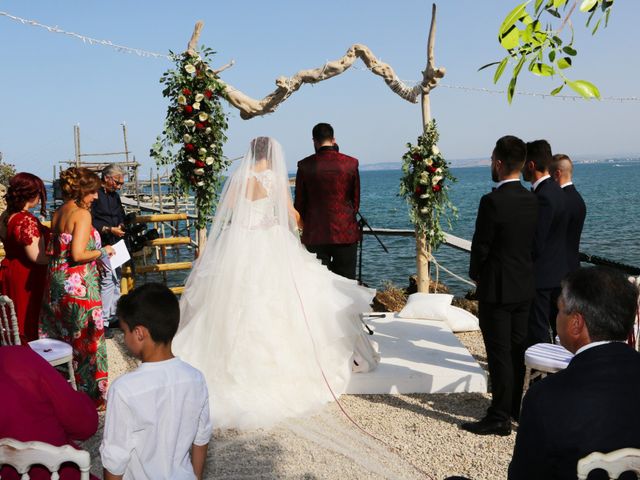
[102,239,130,271]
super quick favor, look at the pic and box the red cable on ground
[290,269,435,480]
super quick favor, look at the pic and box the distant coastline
[359,155,640,171]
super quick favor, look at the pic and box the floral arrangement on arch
[399,120,457,251]
[151,46,229,229]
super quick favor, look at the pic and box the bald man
[550,154,586,273]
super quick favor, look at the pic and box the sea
[42,161,639,296]
[357,161,640,295]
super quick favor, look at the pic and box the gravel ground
[82,329,514,480]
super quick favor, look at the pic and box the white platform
[346,313,487,394]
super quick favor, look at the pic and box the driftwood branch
[212,60,235,75]
[187,21,204,56]
[422,3,446,95]
[218,44,429,120]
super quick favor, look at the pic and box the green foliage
[399,120,457,252]
[480,0,613,102]
[150,46,229,229]
[0,154,17,188]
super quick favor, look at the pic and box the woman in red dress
[39,167,114,407]
[0,172,50,343]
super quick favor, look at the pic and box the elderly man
[92,164,126,333]
[509,266,640,479]
[550,153,587,273]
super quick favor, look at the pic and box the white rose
[435,168,442,174]
[425,158,433,166]
[432,175,443,185]
[193,168,205,176]
[419,172,430,183]
[419,194,429,200]
[205,157,214,165]
[187,157,196,164]
[205,127,212,134]
[183,134,192,143]
[432,145,440,156]
[198,112,209,122]
[199,148,207,155]
[184,120,195,127]
[420,207,430,214]
[177,95,187,105]
[196,181,205,187]
[195,93,204,102]
[192,102,200,110]
[185,64,196,74]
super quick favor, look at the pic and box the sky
[1,1,639,180]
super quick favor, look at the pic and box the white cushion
[28,338,73,364]
[398,293,453,320]
[525,343,573,373]
[445,306,480,332]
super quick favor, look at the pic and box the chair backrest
[0,295,20,346]
[577,448,640,480]
[0,437,91,480]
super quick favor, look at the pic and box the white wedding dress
[173,137,375,430]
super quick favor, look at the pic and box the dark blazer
[294,146,361,245]
[563,184,587,272]
[469,181,538,304]
[91,187,125,246]
[532,177,569,289]
[509,342,640,480]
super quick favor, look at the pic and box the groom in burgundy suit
[294,123,361,279]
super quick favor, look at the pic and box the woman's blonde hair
[59,167,101,202]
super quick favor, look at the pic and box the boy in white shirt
[100,283,212,480]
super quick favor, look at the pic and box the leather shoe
[460,417,511,436]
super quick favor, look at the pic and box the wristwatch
[102,226,111,234]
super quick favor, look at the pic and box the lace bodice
[244,170,279,229]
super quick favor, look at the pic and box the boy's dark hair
[493,135,527,174]
[116,283,180,344]
[525,139,553,173]
[312,123,334,143]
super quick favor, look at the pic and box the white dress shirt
[532,174,551,192]
[100,357,212,480]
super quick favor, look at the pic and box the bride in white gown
[173,137,375,430]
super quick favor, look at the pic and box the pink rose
[60,233,73,245]
[92,309,104,330]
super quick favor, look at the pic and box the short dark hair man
[294,123,361,279]
[550,153,587,273]
[509,266,640,479]
[463,135,539,435]
[522,140,569,344]
[92,164,126,332]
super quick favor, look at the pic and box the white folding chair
[577,448,640,480]
[0,437,91,480]
[0,295,77,390]
[522,342,573,394]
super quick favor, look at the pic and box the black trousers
[305,243,358,280]
[528,287,561,346]
[479,300,530,422]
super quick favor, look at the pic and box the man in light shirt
[101,284,212,480]
[509,266,640,479]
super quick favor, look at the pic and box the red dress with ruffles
[0,211,49,343]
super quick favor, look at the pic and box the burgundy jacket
[294,146,361,245]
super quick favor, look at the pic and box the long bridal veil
[173,137,375,430]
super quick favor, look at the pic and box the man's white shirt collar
[495,178,520,189]
[532,175,551,192]
[575,340,623,356]
[560,181,573,188]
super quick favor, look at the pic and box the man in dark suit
[462,135,538,435]
[294,123,361,279]
[522,140,569,344]
[509,266,640,479]
[551,153,587,273]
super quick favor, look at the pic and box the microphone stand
[357,212,388,285]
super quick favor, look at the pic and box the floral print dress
[39,228,108,407]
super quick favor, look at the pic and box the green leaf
[499,1,531,37]
[530,63,555,76]
[513,54,527,77]
[507,76,518,104]
[534,0,545,14]
[563,46,577,56]
[550,84,564,96]
[580,0,598,12]
[494,57,509,83]
[551,35,563,46]
[478,60,501,72]
[500,26,521,50]
[566,79,601,99]
[557,57,572,69]
[553,0,567,8]
[549,49,556,62]
[548,9,561,18]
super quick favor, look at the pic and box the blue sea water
[358,161,640,295]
